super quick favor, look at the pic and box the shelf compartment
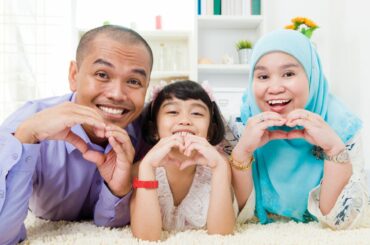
[197,15,263,29]
[198,64,250,74]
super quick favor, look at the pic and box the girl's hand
[179,134,226,170]
[233,112,288,160]
[140,134,186,168]
[286,109,345,155]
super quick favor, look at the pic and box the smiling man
[0,25,153,245]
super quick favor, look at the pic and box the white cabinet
[78,29,193,83]
[194,14,264,118]
[139,31,193,82]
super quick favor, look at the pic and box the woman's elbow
[207,224,235,236]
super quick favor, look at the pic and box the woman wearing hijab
[231,29,368,229]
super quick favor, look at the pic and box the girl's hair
[142,80,225,146]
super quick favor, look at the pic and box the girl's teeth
[174,131,194,135]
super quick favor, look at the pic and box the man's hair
[76,25,153,70]
[142,80,225,145]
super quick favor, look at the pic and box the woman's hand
[286,109,345,155]
[232,111,287,161]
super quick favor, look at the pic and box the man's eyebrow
[133,68,147,79]
[93,59,147,79]
[93,58,114,68]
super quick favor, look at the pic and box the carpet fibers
[22,206,370,245]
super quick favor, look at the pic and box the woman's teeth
[268,99,290,106]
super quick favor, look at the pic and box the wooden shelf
[197,15,263,29]
[151,71,190,79]
[198,64,250,74]
[140,31,191,41]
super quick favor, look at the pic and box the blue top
[240,29,362,223]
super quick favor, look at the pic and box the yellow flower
[285,24,295,30]
[304,19,318,28]
[292,17,305,24]
[286,16,319,39]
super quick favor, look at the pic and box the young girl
[130,80,236,241]
[231,29,368,229]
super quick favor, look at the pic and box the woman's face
[253,52,309,117]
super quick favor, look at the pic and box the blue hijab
[240,29,362,223]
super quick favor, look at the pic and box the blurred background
[1,0,370,168]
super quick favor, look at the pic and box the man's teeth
[174,131,194,136]
[268,99,290,105]
[99,106,124,115]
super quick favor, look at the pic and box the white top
[156,165,238,231]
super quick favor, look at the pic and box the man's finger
[65,130,88,153]
[83,150,106,167]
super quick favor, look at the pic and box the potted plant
[236,40,253,64]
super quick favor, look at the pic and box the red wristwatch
[133,177,158,189]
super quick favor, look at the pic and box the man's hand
[15,102,106,152]
[82,125,135,197]
[14,102,135,197]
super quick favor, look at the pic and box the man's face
[69,35,151,143]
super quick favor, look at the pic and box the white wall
[263,0,370,164]
[0,0,194,121]
[1,0,369,164]
[0,0,74,121]
[75,0,194,31]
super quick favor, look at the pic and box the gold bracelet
[229,154,254,171]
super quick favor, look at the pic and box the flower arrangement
[235,40,253,50]
[285,17,319,39]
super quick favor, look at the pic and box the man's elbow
[0,222,25,245]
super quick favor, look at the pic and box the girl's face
[156,97,211,139]
[253,52,309,117]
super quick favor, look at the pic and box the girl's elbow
[132,230,162,241]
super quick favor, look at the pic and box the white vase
[238,48,252,64]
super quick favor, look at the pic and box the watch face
[337,150,350,163]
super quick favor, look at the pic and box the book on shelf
[206,0,213,15]
[198,0,260,16]
[251,0,261,15]
[214,0,221,15]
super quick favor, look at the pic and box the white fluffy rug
[22,207,370,245]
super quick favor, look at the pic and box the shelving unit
[193,3,264,118]
[77,29,193,84]
[139,30,193,83]
[197,15,263,29]
[198,64,249,74]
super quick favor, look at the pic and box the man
[0,25,153,244]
